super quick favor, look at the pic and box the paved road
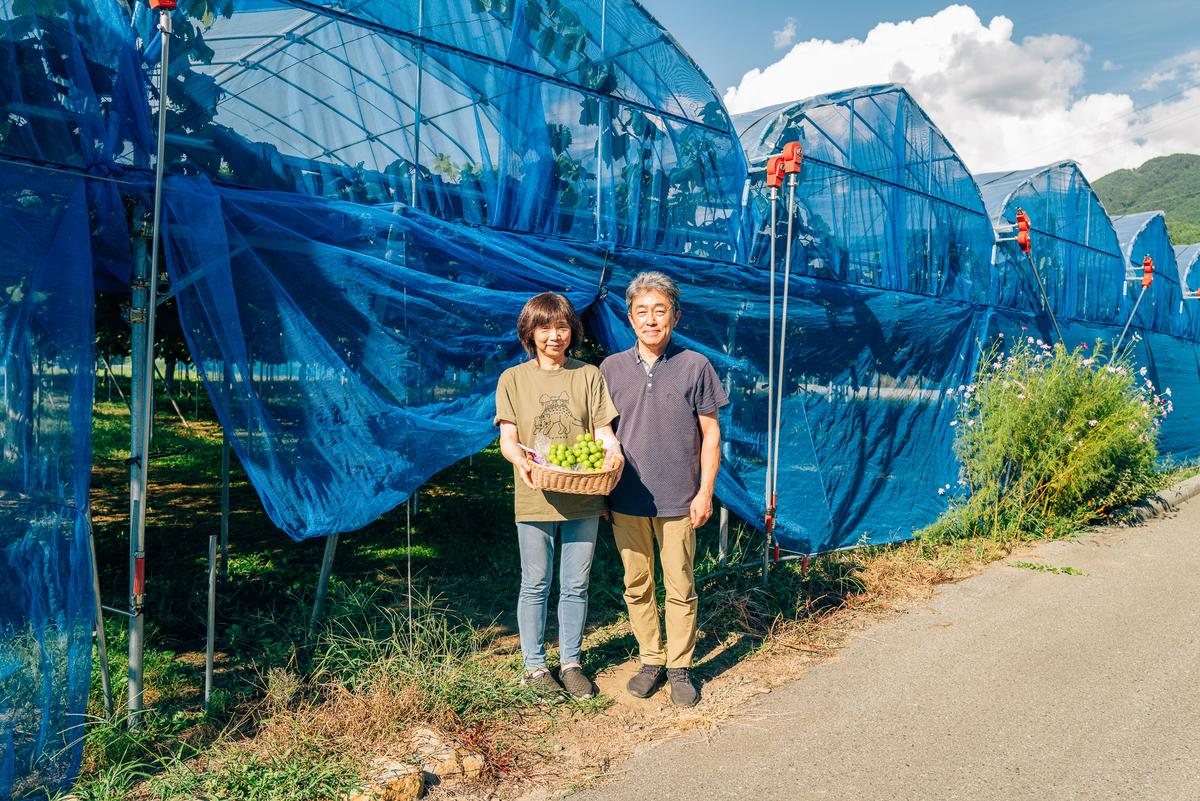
[574,499,1200,801]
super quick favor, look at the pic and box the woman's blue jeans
[515,517,599,671]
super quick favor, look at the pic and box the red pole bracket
[781,141,803,174]
[150,0,177,8]
[766,155,785,189]
[1015,208,1032,254]
[132,552,146,610]
[1141,255,1155,289]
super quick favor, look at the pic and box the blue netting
[1176,244,1200,338]
[0,164,95,800]
[138,0,745,261]
[735,85,994,303]
[5,5,1200,797]
[978,162,1127,326]
[162,173,608,536]
[1113,211,1183,336]
[0,0,152,293]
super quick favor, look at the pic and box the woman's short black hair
[516,292,584,358]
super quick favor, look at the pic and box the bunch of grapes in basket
[547,433,608,472]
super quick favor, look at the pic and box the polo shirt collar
[632,338,680,367]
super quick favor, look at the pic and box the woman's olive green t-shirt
[493,359,616,522]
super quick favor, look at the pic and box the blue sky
[636,2,1200,175]
[642,0,1198,102]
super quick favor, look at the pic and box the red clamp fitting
[1015,208,1032,255]
[132,552,146,611]
[781,141,803,174]
[766,155,785,189]
[1141,255,1155,289]
[150,0,177,8]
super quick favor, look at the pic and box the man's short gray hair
[625,271,680,313]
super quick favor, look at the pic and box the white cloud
[772,17,797,50]
[1140,48,1200,90]
[724,4,1200,179]
[1102,60,1121,72]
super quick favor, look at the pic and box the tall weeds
[937,336,1171,540]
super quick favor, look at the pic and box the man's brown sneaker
[626,663,665,698]
[667,668,699,707]
[524,668,564,699]
[560,666,597,699]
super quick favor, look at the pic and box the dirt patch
[418,538,1028,801]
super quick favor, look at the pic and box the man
[600,271,728,707]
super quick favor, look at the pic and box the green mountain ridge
[1093,154,1200,246]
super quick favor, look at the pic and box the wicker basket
[528,456,624,496]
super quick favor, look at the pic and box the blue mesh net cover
[4,3,1200,797]
[1176,244,1200,338]
[1113,211,1183,336]
[978,162,1128,326]
[0,164,95,799]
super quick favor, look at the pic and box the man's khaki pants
[611,512,697,669]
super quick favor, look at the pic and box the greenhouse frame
[3,1,1200,797]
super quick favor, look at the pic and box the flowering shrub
[940,336,1170,539]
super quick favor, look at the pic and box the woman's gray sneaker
[524,669,564,698]
[560,666,597,699]
[666,668,699,707]
[626,663,666,698]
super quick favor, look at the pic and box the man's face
[628,290,680,350]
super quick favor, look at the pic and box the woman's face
[533,319,571,359]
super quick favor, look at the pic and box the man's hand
[518,459,537,490]
[689,490,713,529]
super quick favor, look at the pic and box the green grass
[72,363,1192,798]
[79,383,734,797]
[1011,561,1085,576]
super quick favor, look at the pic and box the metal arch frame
[280,0,730,136]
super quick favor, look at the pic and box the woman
[495,292,621,699]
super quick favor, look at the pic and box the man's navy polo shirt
[600,341,729,518]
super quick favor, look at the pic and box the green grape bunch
[544,432,609,472]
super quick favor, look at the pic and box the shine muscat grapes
[546,432,607,472]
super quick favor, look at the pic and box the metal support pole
[127,6,172,724]
[220,431,230,587]
[1023,250,1064,343]
[767,175,799,584]
[99,352,129,405]
[410,0,424,209]
[152,362,191,430]
[1112,284,1147,358]
[203,533,216,711]
[718,503,729,563]
[719,373,732,564]
[89,527,113,716]
[595,0,607,243]
[309,533,339,634]
[406,497,414,642]
[764,184,778,584]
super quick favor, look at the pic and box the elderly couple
[494,272,727,707]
